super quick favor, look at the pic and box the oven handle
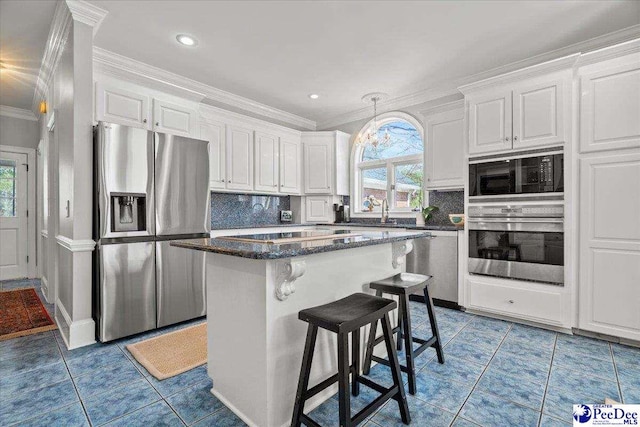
[468,218,564,232]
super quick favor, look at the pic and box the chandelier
[356,92,391,149]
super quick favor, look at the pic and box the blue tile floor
[1,279,638,426]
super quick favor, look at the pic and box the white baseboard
[55,299,96,350]
[40,276,53,304]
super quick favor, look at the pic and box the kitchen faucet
[381,199,389,224]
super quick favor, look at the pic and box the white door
[95,82,151,129]
[303,140,332,194]
[425,108,465,190]
[279,137,301,194]
[200,121,226,189]
[226,125,254,191]
[0,151,29,280]
[579,151,640,341]
[468,89,513,155]
[254,131,279,193]
[305,196,332,223]
[512,78,566,149]
[153,99,196,137]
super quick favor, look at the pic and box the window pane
[0,162,16,178]
[0,178,15,198]
[362,121,423,161]
[361,167,387,212]
[0,197,15,217]
[394,163,423,210]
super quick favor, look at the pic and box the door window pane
[0,160,16,217]
[361,167,387,212]
[394,163,423,209]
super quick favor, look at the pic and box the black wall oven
[467,204,564,285]
[469,153,563,198]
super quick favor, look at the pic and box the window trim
[350,112,426,218]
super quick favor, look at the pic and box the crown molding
[318,24,640,129]
[93,47,317,130]
[199,104,302,137]
[419,99,464,117]
[576,37,640,67]
[65,0,108,35]
[0,105,38,121]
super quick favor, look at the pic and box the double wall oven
[468,150,565,285]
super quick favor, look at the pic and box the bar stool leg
[396,314,403,352]
[291,325,318,427]
[400,294,417,394]
[381,313,411,424]
[351,328,360,396]
[423,286,445,364]
[337,332,351,427]
[362,289,383,375]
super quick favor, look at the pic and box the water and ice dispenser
[110,193,147,232]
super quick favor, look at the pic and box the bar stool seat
[363,272,445,395]
[292,293,411,427]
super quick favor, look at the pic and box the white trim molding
[318,25,640,129]
[56,235,96,252]
[419,99,465,117]
[66,0,108,35]
[0,105,38,121]
[55,298,96,350]
[93,47,317,131]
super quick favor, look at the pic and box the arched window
[352,113,424,215]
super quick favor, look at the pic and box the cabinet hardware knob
[508,300,514,304]
[221,179,225,182]
[273,185,277,187]
[505,137,510,142]
[155,122,159,126]
[143,119,147,123]
[514,136,518,141]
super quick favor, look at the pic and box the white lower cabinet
[467,275,568,327]
[305,196,333,223]
[578,150,640,341]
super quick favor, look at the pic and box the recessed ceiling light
[176,34,197,47]
[308,93,319,99]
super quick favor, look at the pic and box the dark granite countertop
[172,230,431,259]
[211,223,462,232]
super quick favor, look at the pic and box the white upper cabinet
[580,58,640,153]
[254,131,279,193]
[95,82,150,129]
[424,105,465,190]
[302,131,350,195]
[226,124,254,191]
[279,136,301,194]
[467,89,512,155]
[512,79,566,149]
[200,121,226,189]
[152,99,197,137]
[579,151,640,341]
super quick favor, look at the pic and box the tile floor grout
[538,331,559,426]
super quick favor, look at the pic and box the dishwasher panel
[406,232,459,305]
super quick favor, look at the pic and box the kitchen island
[172,228,429,427]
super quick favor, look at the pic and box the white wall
[0,115,40,149]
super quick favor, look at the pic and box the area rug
[127,322,207,380]
[0,288,57,341]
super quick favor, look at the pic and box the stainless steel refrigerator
[94,122,210,342]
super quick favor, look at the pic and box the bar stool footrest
[351,385,400,426]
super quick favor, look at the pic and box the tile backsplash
[211,192,291,229]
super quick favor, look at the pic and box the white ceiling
[1,1,639,124]
[90,0,640,125]
[0,0,57,111]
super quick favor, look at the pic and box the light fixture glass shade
[355,95,391,149]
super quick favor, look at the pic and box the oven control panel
[468,204,564,218]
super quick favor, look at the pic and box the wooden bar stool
[291,293,411,427]
[363,272,445,395]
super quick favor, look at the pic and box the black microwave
[469,153,563,197]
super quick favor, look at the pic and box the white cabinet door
[254,131,279,193]
[200,121,226,189]
[305,196,332,223]
[580,61,640,153]
[95,82,150,129]
[226,125,254,191]
[512,78,566,149]
[279,137,301,194]
[425,108,464,189]
[303,139,332,194]
[579,151,640,341]
[152,99,196,136]
[468,89,513,155]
